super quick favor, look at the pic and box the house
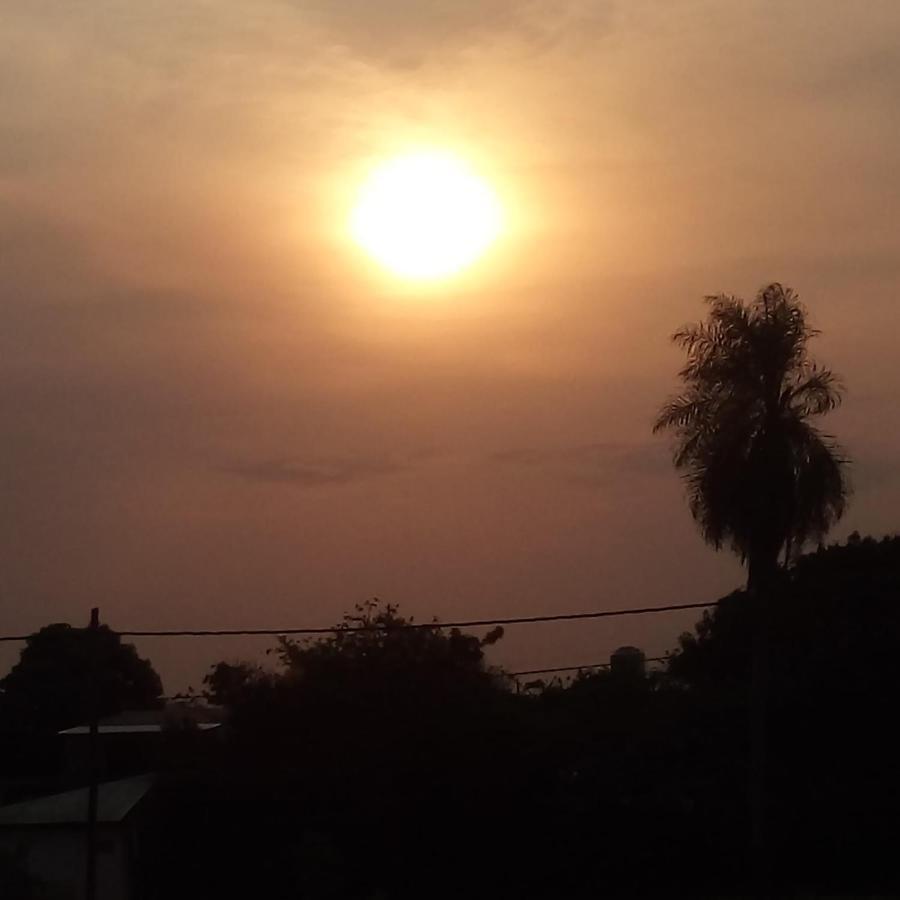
[0,774,154,900]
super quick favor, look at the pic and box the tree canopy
[216,600,509,769]
[176,602,522,899]
[0,623,163,734]
[669,532,900,696]
[665,534,900,885]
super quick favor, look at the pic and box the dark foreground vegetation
[2,534,899,899]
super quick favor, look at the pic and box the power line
[0,600,716,643]
[510,656,669,678]
[112,600,716,637]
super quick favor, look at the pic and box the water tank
[610,645,646,680]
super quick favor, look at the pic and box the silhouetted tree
[159,602,521,900]
[654,283,849,589]
[666,535,900,893]
[224,599,510,778]
[669,533,900,696]
[272,598,503,689]
[202,660,267,707]
[654,283,851,878]
[0,623,163,735]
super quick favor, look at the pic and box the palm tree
[655,283,850,876]
[654,283,849,591]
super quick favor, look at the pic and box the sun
[350,151,503,280]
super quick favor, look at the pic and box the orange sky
[3,1,900,690]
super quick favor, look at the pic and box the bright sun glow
[350,151,503,280]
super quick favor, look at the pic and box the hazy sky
[3,0,900,690]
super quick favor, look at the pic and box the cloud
[222,454,412,487]
[491,441,670,486]
[294,0,613,69]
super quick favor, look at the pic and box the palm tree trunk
[747,547,778,895]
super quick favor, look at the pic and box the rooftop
[0,775,154,827]
[58,701,225,735]
[58,722,221,735]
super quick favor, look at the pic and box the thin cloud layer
[491,442,670,487]
[295,0,610,68]
[223,455,410,487]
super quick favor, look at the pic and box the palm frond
[654,283,849,573]
[785,421,850,556]
[784,366,844,417]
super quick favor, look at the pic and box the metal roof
[0,775,154,827]
[59,722,221,736]
[56,702,226,735]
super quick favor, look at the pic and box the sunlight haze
[2,0,900,691]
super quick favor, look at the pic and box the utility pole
[85,607,100,900]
